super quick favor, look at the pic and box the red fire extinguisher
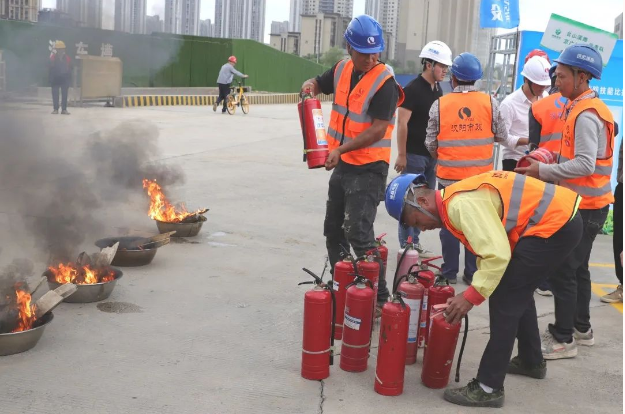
[340,276,375,372]
[421,304,469,389]
[424,277,455,353]
[298,91,329,169]
[367,233,388,282]
[357,256,380,302]
[374,293,410,396]
[300,267,335,380]
[395,273,425,365]
[332,257,355,340]
[413,257,441,348]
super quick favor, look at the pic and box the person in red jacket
[49,41,72,115]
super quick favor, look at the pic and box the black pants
[502,159,517,172]
[324,165,389,302]
[216,83,231,111]
[614,183,623,284]
[549,206,609,342]
[476,214,583,390]
[51,82,69,111]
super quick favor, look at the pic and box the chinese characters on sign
[100,43,113,58]
[48,39,59,53]
[540,14,618,66]
[75,42,88,57]
[48,41,114,58]
[590,86,622,97]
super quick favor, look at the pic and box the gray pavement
[0,102,621,414]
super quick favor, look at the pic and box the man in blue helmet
[516,44,615,360]
[300,15,404,312]
[384,172,582,408]
[424,52,508,285]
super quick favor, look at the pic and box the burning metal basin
[0,312,54,356]
[156,215,206,237]
[95,237,160,267]
[45,268,123,303]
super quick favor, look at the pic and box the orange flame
[48,263,115,285]
[142,179,202,223]
[12,288,37,332]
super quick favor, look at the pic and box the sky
[42,0,623,44]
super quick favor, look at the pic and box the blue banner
[480,0,520,29]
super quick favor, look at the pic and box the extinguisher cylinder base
[301,365,330,381]
[374,379,405,396]
[339,358,368,372]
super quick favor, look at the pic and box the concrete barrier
[117,93,333,108]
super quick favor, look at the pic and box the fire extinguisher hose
[328,285,336,366]
[299,92,309,162]
[455,314,469,383]
[392,247,410,294]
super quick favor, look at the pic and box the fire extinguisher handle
[301,267,323,284]
[392,274,408,293]
[394,291,407,309]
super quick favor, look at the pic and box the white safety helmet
[419,41,453,66]
[521,56,552,86]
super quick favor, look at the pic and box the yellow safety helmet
[55,40,66,49]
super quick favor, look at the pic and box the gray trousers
[324,165,389,302]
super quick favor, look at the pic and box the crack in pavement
[318,380,325,414]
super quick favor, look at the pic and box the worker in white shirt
[499,54,552,171]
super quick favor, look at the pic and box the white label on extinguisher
[333,280,339,291]
[404,298,422,343]
[344,313,361,331]
[312,109,328,146]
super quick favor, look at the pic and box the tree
[321,47,346,67]
[406,60,417,74]
[388,59,407,75]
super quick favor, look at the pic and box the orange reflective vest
[438,171,581,254]
[436,91,494,181]
[559,91,614,209]
[327,59,405,165]
[531,92,567,153]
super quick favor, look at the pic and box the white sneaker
[573,328,594,346]
[414,243,436,258]
[535,288,553,296]
[541,330,577,360]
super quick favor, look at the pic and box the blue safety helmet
[385,174,428,222]
[549,62,558,79]
[344,15,385,54]
[450,52,483,82]
[554,44,603,80]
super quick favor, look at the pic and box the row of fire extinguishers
[299,234,469,396]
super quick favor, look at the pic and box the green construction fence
[0,20,327,93]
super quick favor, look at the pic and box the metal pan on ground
[95,236,164,267]
[155,215,206,237]
[45,268,123,303]
[0,312,54,356]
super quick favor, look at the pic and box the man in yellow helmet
[48,41,72,115]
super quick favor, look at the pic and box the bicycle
[226,78,250,115]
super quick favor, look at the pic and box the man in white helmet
[499,55,552,171]
[394,40,452,257]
